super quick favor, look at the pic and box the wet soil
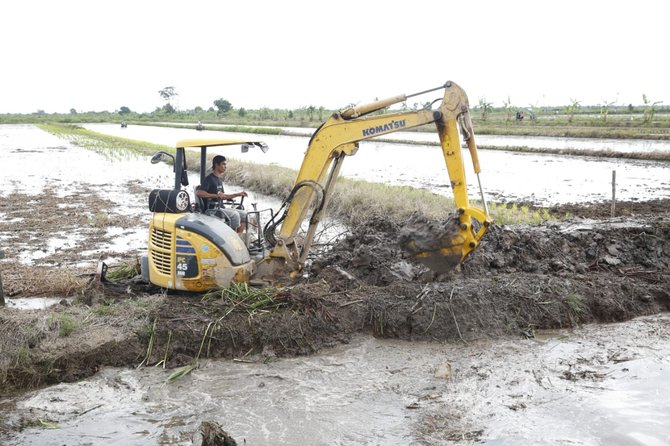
[1,190,668,403]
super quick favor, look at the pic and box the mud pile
[305,212,670,341]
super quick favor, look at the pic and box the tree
[158,86,178,113]
[477,98,492,122]
[642,94,662,125]
[119,106,131,115]
[213,98,232,115]
[503,96,513,122]
[599,97,617,123]
[238,107,246,118]
[565,98,580,124]
[69,108,77,115]
[158,86,178,102]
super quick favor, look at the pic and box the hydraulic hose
[263,180,325,247]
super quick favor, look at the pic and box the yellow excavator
[143,81,492,291]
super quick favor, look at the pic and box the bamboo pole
[0,250,4,306]
[611,170,616,217]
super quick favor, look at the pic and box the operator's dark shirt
[200,172,225,210]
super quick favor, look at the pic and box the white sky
[1,0,668,114]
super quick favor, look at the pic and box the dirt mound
[306,213,670,335]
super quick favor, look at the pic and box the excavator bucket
[398,216,471,273]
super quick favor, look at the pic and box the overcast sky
[1,0,668,114]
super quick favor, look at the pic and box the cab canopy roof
[175,139,268,152]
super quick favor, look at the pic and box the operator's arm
[196,189,246,200]
[196,178,247,201]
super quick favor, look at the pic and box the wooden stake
[612,170,616,217]
[0,250,4,306]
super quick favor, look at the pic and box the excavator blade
[398,217,466,273]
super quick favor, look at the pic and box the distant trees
[213,98,232,115]
[70,108,77,115]
[119,106,131,115]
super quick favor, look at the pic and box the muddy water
[4,314,669,445]
[84,124,670,206]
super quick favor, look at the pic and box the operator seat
[194,185,206,213]
[194,185,232,227]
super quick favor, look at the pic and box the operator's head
[212,155,227,172]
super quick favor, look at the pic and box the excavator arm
[256,81,492,281]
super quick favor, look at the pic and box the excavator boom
[257,81,492,281]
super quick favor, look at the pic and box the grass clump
[92,303,117,316]
[1,265,88,297]
[489,203,556,225]
[203,283,284,313]
[47,313,78,337]
[105,260,141,281]
[566,293,585,325]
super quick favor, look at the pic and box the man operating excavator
[196,155,248,234]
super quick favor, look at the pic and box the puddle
[16,233,86,265]
[3,296,71,310]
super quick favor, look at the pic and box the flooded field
[83,123,670,206]
[1,123,668,445]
